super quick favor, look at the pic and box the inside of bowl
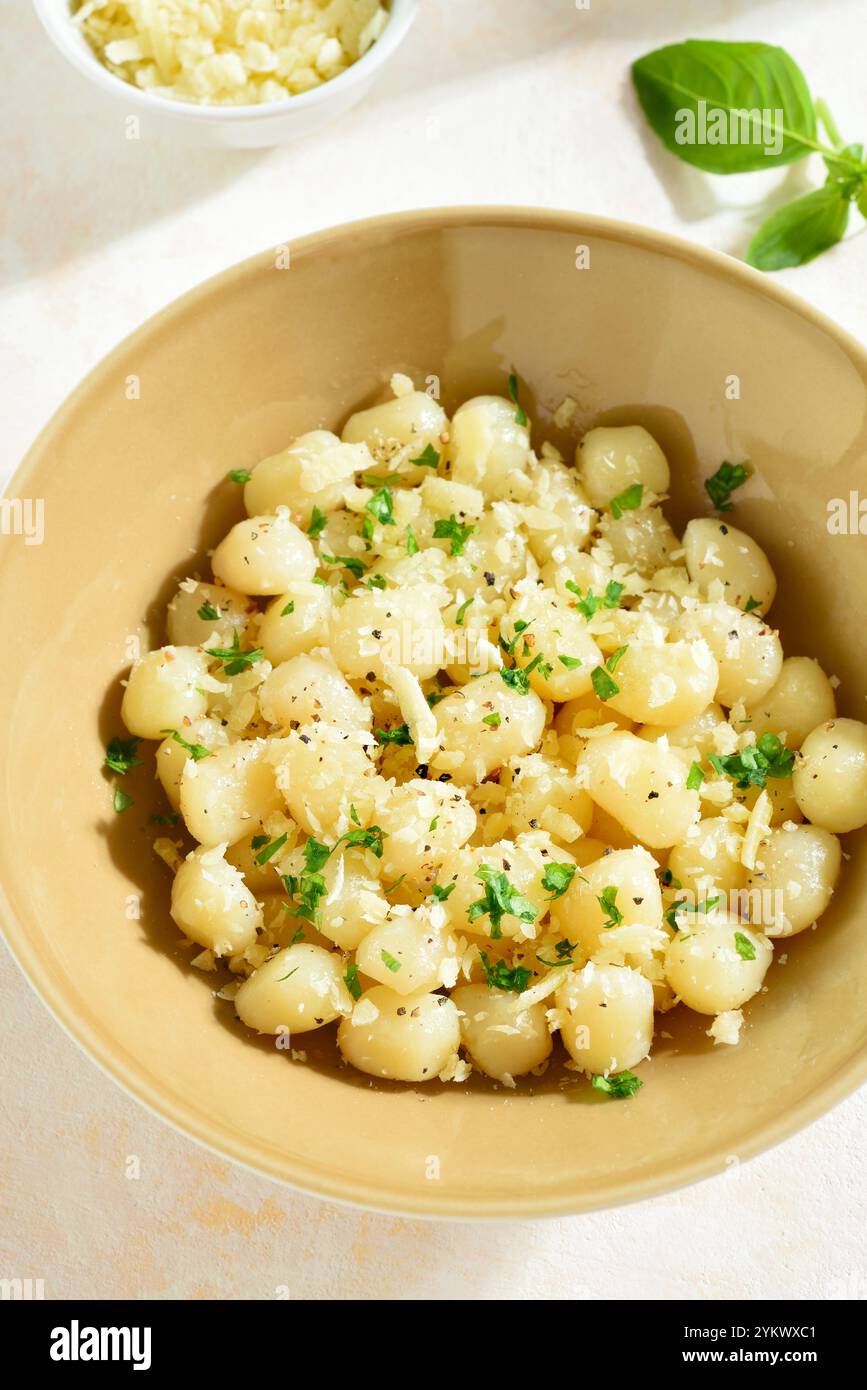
[2,211,866,1216]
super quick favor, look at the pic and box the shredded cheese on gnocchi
[114,377,858,1091]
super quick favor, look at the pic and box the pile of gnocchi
[114,375,867,1093]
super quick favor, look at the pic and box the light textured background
[2,0,867,1301]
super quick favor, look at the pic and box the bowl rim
[32,0,419,121]
[4,205,867,1220]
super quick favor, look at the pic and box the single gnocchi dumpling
[355,905,458,995]
[664,917,772,1013]
[342,390,448,480]
[672,603,782,707]
[257,582,333,665]
[155,716,232,810]
[449,395,532,499]
[452,983,552,1080]
[337,986,461,1082]
[793,719,867,833]
[244,431,371,526]
[259,653,371,732]
[744,656,836,748]
[211,511,317,595]
[525,458,597,564]
[746,824,841,937]
[550,846,663,955]
[576,425,669,510]
[601,506,680,577]
[235,943,353,1034]
[605,639,718,727]
[501,751,594,844]
[376,779,476,888]
[329,583,446,682]
[501,586,604,701]
[433,671,547,785]
[122,645,211,740]
[171,843,263,956]
[166,580,253,649]
[274,723,386,837]
[668,817,747,897]
[556,962,654,1074]
[179,737,282,847]
[577,731,700,848]
[683,518,776,614]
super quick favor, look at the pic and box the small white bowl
[34,0,419,148]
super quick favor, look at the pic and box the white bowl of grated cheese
[34,0,419,148]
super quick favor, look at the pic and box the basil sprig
[632,40,867,270]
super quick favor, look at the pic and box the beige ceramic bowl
[3,208,867,1218]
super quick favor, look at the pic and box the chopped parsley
[104,736,142,776]
[281,836,331,923]
[686,761,705,791]
[482,711,501,728]
[334,825,386,859]
[591,644,629,701]
[227,468,251,485]
[591,1071,643,1099]
[280,599,296,617]
[455,595,474,626]
[666,893,723,931]
[204,631,265,676]
[344,963,362,1001]
[479,950,531,994]
[536,938,578,968]
[113,787,134,814]
[366,574,387,590]
[197,602,220,622]
[406,525,419,556]
[744,596,761,613]
[433,514,476,556]
[705,460,751,512]
[432,883,456,902]
[410,443,440,470]
[610,483,643,519]
[567,579,624,619]
[254,832,288,866]
[374,723,412,746]
[467,864,537,939]
[380,949,402,973]
[365,486,395,529]
[709,733,794,790]
[150,810,180,826]
[734,930,757,961]
[499,665,531,695]
[320,551,368,579]
[507,371,528,427]
[160,728,213,761]
[558,654,583,669]
[598,885,623,929]
[307,506,327,537]
[541,862,577,901]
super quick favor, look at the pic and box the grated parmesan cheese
[74,0,390,107]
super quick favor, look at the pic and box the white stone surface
[2,0,866,1300]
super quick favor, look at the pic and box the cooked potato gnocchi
[112,379,863,1094]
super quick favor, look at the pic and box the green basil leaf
[632,40,816,173]
[747,184,850,271]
